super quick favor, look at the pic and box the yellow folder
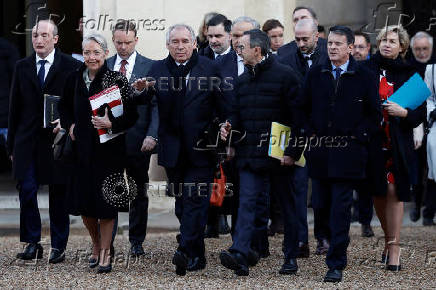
[268,122,306,167]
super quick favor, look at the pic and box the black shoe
[219,250,249,276]
[323,269,342,282]
[246,249,260,267]
[315,239,329,255]
[386,264,401,271]
[297,242,310,258]
[279,258,298,275]
[259,248,270,258]
[410,207,421,222]
[49,248,65,264]
[423,218,435,226]
[361,224,375,237]
[187,256,206,271]
[218,215,231,235]
[204,224,219,238]
[172,250,188,276]
[16,243,43,260]
[110,244,115,262]
[89,256,99,268]
[97,263,112,274]
[130,244,145,257]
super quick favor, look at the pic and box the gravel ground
[0,226,435,289]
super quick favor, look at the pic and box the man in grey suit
[107,20,158,256]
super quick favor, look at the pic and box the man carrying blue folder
[219,29,302,276]
[292,26,381,282]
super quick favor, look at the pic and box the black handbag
[53,128,74,163]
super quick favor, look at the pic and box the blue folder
[385,73,431,110]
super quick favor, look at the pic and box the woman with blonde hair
[363,25,426,271]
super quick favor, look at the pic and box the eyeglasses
[235,45,245,52]
[83,50,103,57]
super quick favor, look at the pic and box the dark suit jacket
[0,38,19,128]
[107,52,158,155]
[147,55,227,168]
[7,49,81,183]
[216,50,239,107]
[198,45,215,60]
[277,38,328,70]
[277,41,329,80]
[296,56,381,180]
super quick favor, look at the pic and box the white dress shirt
[214,46,231,59]
[302,51,314,68]
[237,54,245,76]
[114,51,137,81]
[36,49,55,81]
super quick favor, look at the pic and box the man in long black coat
[293,26,380,282]
[7,20,81,263]
[138,24,227,276]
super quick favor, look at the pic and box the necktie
[215,54,222,60]
[119,59,128,76]
[37,59,47,87]
[334,67,342,87]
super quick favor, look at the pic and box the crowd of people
[2,5,435,283]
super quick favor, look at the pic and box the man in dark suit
[277,6,327,63]
[136,24,226,276]
[294,26,380,282]
[200,13,233,238]
[278,18,329,258]
[351,31,375,238]
[0,37,19,171]
[219,29,302,276]
[8,19,81,263]
[199,14,232,61]
[107,20,157,257]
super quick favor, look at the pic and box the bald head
[294,19,318,54]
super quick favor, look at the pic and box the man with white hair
[8,19,81,263]
[409,31,434,224]
[136,24,227,276]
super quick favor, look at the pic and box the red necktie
[119,59,128,76]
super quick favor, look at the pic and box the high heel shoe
[89,256,99,268]
[385,242,401,271]
[97,249,112,274]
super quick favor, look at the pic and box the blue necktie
[38,59,47,87]
[334,67,342,80]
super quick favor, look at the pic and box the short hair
[318,25,325,33]
[411,31,433,48]
[295,19,318,34]
[262,19,284,33]
[207,14,232,33]
[34,19,58,36]
[292,6,317,20]
[329,25,355,45]
[112,20,137,37]
[376,25,410,58]
[354,31,371,45]
[232,16,260,30]
[82,33,108,51]
[166,24,196,44]
[243,29,270,56]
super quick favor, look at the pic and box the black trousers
[231,167,298,260]
[312,178,354,270]
[166,164,214,259]
[112,153,150,246]
[19,161,70,250]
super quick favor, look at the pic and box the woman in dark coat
[59,33,137,273]
[364,25,426,271]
